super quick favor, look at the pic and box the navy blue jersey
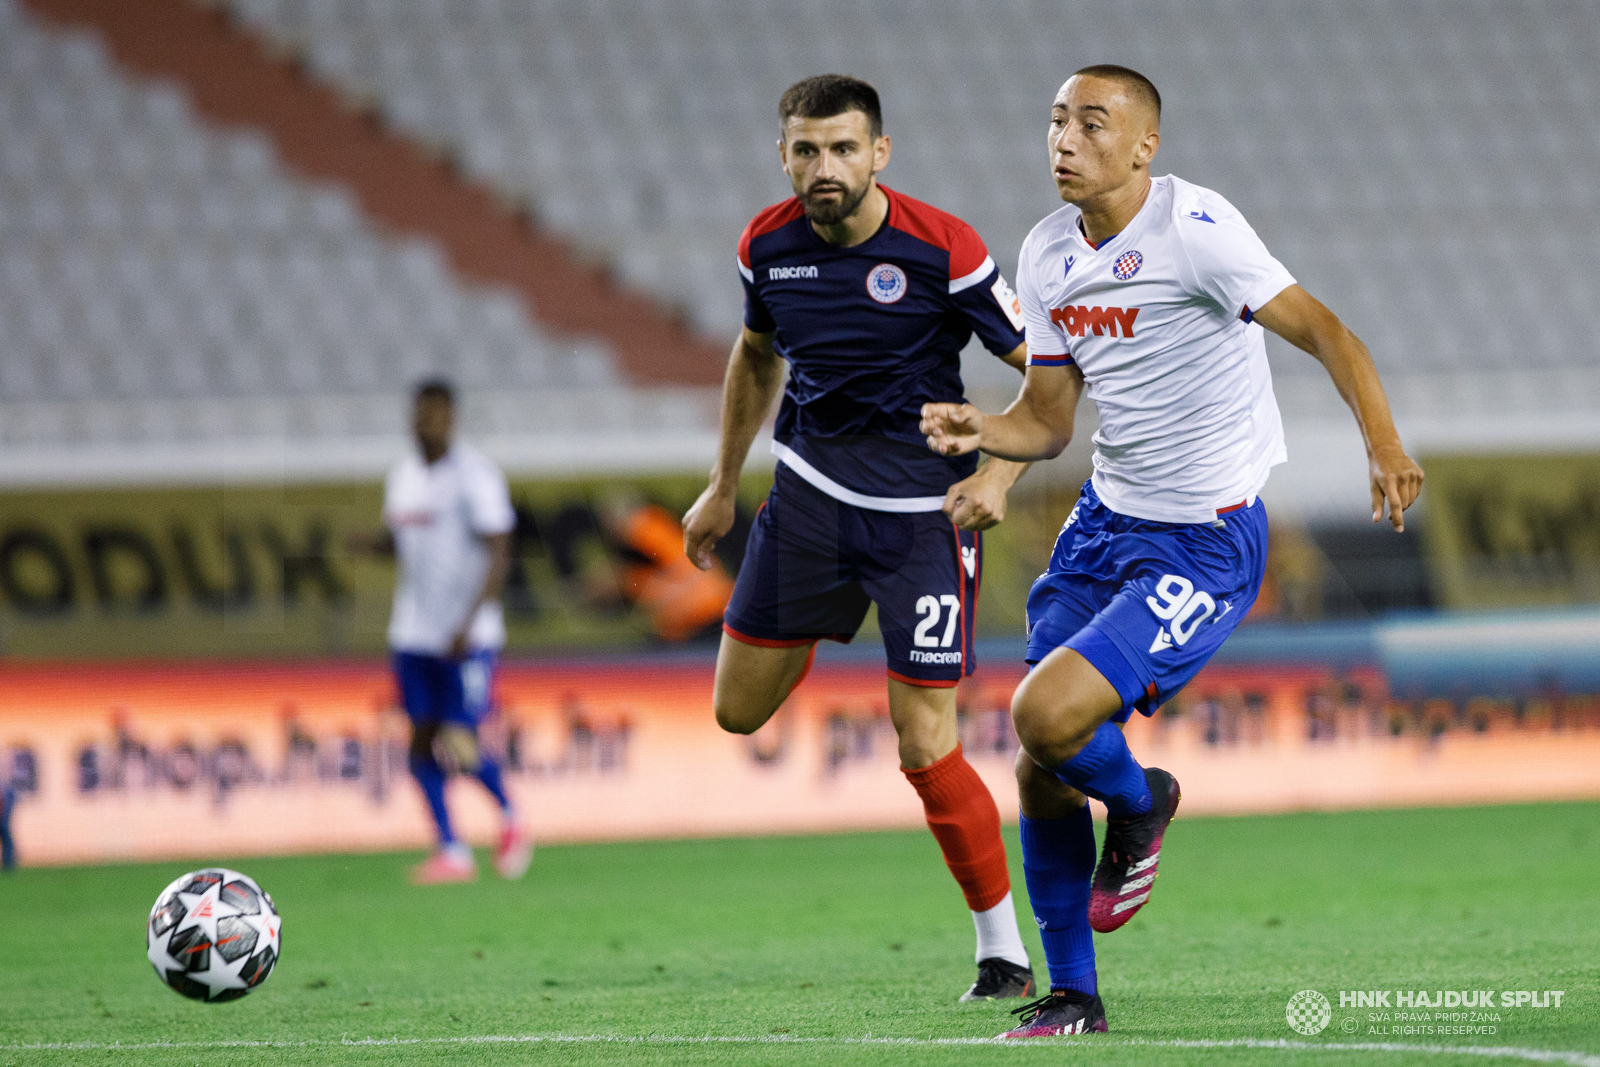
[738,185,1025,508]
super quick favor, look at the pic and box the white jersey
[1017,174,1296,523]
[383,440,516,654]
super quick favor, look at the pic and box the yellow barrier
[1420,453,1600,609]
[0,472,1072,657]
[0,475,771,657]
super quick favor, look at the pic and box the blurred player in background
[922,65,1423,1036]
[683,75,1039,1001]
[350,379,532,884]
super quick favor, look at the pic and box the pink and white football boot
[494,825,533,880]
[410,844,477,885]
[1088,768,1181,932]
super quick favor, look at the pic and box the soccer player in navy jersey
[683,75,1039,1001]
[923,65,1423,1037]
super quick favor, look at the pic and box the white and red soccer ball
[146,868,280,1002]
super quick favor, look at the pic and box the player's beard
[800,177,871,226]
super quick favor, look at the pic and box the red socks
[902,744,1011,912]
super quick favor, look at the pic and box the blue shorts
[723,464,978,687]
[392,650,498,729]
[1026,480,1267,722]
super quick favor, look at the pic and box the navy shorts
[1025,479,1268,722]
[392,650,498,729]
[723,464,979,687]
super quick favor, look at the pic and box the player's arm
[921,362,1086,463]
[448,532,511,659]
[943,341,1032,530]
[684,327,783,570]
[996,341,1028,373]
[1251,285,1424,531]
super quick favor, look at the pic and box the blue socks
[413,741,513,849]
[473,756,511,812]
[1050,722,1152,818]
[1021,808,1097,995]
[408,753,455,844]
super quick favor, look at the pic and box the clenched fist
[683,485,737,571]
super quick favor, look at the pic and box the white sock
[971,891,1030,967]
[442,841,473,862]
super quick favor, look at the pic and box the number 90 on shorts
[1145,574,1216,648]
[1023,479,1270,720]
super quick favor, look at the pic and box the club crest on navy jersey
[735,183,1024,502]
[866,262,909,303]
[1113,250,1143,280]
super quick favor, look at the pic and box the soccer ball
[146,868,280,1002]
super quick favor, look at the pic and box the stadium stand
[0,0,719,484]
[20,0,729,388]
[215,0,1600,515]
[4,0,1597,514]
[219,0,1599,367]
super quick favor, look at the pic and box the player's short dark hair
[413,377,455,405]
[779,74,883,140]
[1073,64,1161,124]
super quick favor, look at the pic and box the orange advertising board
[3,657,1599,867]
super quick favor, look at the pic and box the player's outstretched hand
[921,402,983,457]
[944,465,1010,531]
[683,485,737,571]
[1369,444,1424,532]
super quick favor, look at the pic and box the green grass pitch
[1,802,1596,1066]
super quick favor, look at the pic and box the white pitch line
[2,1033,1598,1065]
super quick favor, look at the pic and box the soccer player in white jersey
[921,66,1423,1036]
[355,379,532,885]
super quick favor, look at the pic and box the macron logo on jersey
[768,265,819,281]
[1050,305,1141,338]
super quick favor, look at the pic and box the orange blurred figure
[610,504,734,643]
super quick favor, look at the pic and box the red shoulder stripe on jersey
[738,198,806,268]
[882,185,990,282]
